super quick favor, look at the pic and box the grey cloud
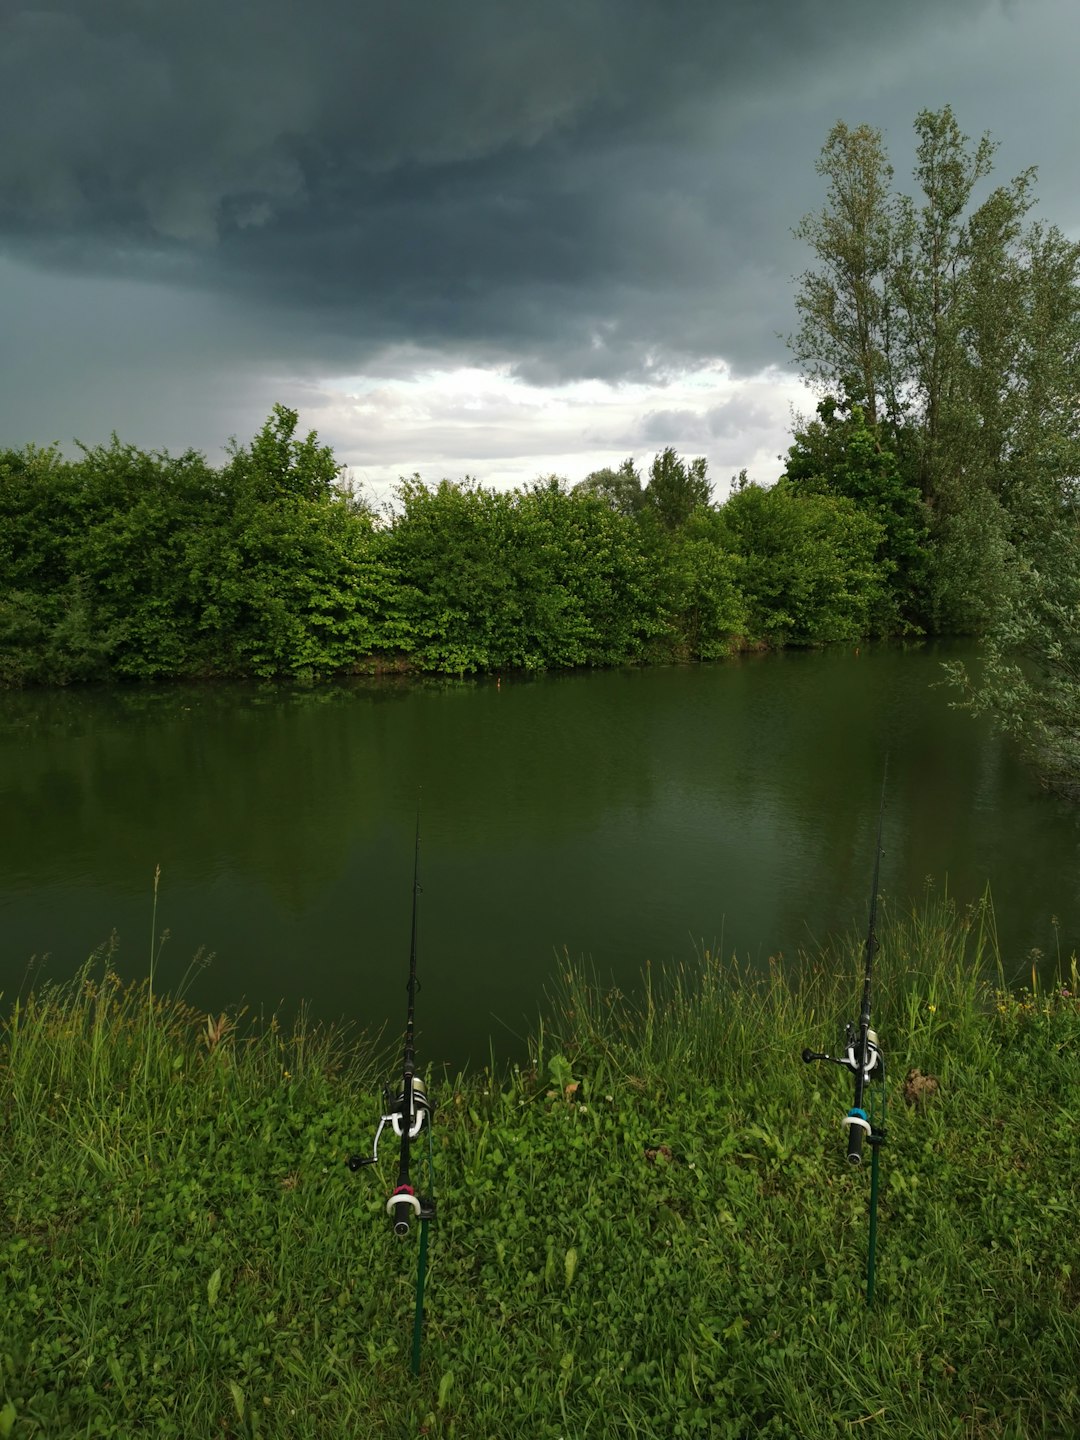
[705,400,774,440]
[638,391,781,448]
[636,393,785,455]
[639,410,711,447]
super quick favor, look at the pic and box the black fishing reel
[802,1025,882,1080]
[348,1077,432,1171]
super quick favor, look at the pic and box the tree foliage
[0,414,902,686]
[380,477,664,672]
[574,459,645,517]
[946,493,1080,795]
[224,402,342,504]
[0,411,386,684]
[791,121,898,429]
[784,399,928,627]
[642,447,712,531]
[653,509,747,661]
[716,476,888,646]
[791,104,1080,635]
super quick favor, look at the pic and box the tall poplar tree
[791,122,898,430]
[791,104,1077,632]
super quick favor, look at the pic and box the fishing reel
[347,1077,435,1235]
[348,1077,432,1170]
[802,1025,882,1082]
[802,1026,885,1166]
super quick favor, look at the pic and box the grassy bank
[2,894,1079,1438]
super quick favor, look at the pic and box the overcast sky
[2,0,1077,504]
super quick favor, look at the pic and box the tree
[374,478,511,672]
[223,403,341,504]
[945,501,1080,795]
[655,508,747,660]
[944,220,1080,789]
[642,448,711,530]
[0,410,386,684]
[791,122,898,429]
[791,104,1076,634]
[793,104,1080,786]
[574,458,645,517]
[716,479,888,645]
[784,399,929,626]
[376,476,662,673]
[64,439,224,677]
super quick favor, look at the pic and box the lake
[2,641,1078,1068]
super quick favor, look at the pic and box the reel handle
[802,1047,848,1067]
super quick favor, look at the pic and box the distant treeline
[1,404,913,687]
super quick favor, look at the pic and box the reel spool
[390,1076,430,1139]
[845,1028,881,1080]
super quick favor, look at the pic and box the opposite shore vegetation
[2,104,1079,1433]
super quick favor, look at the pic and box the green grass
[2,892,1079,1438]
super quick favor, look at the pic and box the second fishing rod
[803,762,889,1303]
[349,805,436,1372]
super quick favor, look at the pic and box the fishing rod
[802,762,888,1304]
[348,806,436,1373]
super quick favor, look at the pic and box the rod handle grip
[388,1186,422,1236]
[843,1109,871,1165]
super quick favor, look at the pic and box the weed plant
[2,892,1079,1437]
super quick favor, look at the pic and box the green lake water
[2,641,1078,1068]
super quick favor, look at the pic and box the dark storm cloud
[2,0,1010,390]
